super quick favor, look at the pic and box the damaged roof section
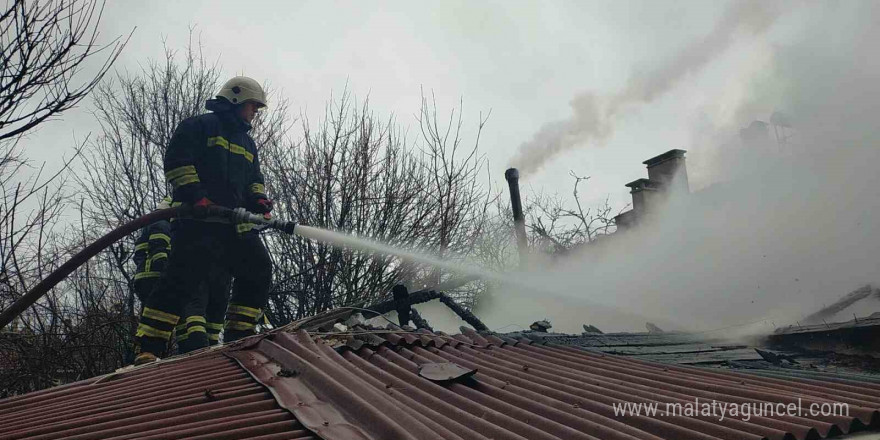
[765,285,880,357]
[767,314,880,357]
[509,330,765,366]
[802,285,879,327]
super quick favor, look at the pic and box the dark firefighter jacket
[164,108,267,212]
[133,220,172,280]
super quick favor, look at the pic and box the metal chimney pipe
[392,284,411,327]
[505,168,528,265]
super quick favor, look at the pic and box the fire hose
[0,205,296,330]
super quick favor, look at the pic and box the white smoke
[478,1,880,336]
[508,0,783,176]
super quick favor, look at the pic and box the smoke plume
[475,1,880,336]
[508,0,782,176]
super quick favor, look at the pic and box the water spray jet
[292,223,672,333]
[292,225,510,285]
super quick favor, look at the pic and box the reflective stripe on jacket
[133,220,172,280]
[164,111,267,211]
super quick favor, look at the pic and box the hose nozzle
[230,207,296,233]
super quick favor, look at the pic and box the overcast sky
[23,0,871,212]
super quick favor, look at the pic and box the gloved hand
[193,197,214,218]
[253,198,274,214]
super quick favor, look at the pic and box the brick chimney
[625,178,662,214]
[643,149,689,195]
[614,149,689,232]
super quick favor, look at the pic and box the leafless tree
[260,89,493,320]
[415,90,493,302]
[0,0,128,396]
[0,139,94,396]
[263,91,430,320]
[1,0,128,141]
[527,172,622,255]
[2,35,217,394]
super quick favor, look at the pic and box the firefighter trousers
[176,268,232,353]
[136,220,271,356]
[133,278,159,309]
[135,265,233,353]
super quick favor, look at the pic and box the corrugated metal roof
[234,326,879,440]
[0,350,315,440]
[2,322,879,440]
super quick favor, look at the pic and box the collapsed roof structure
[767,285,880,357]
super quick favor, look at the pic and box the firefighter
[132,197,172,307]
[133,197,232,354]
[134,76,274,365]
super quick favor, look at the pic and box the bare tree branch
[0,0,130,141]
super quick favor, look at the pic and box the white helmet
[216,76,267,107]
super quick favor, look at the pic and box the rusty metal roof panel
[240,329,880,440]
[0,350,315,440]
